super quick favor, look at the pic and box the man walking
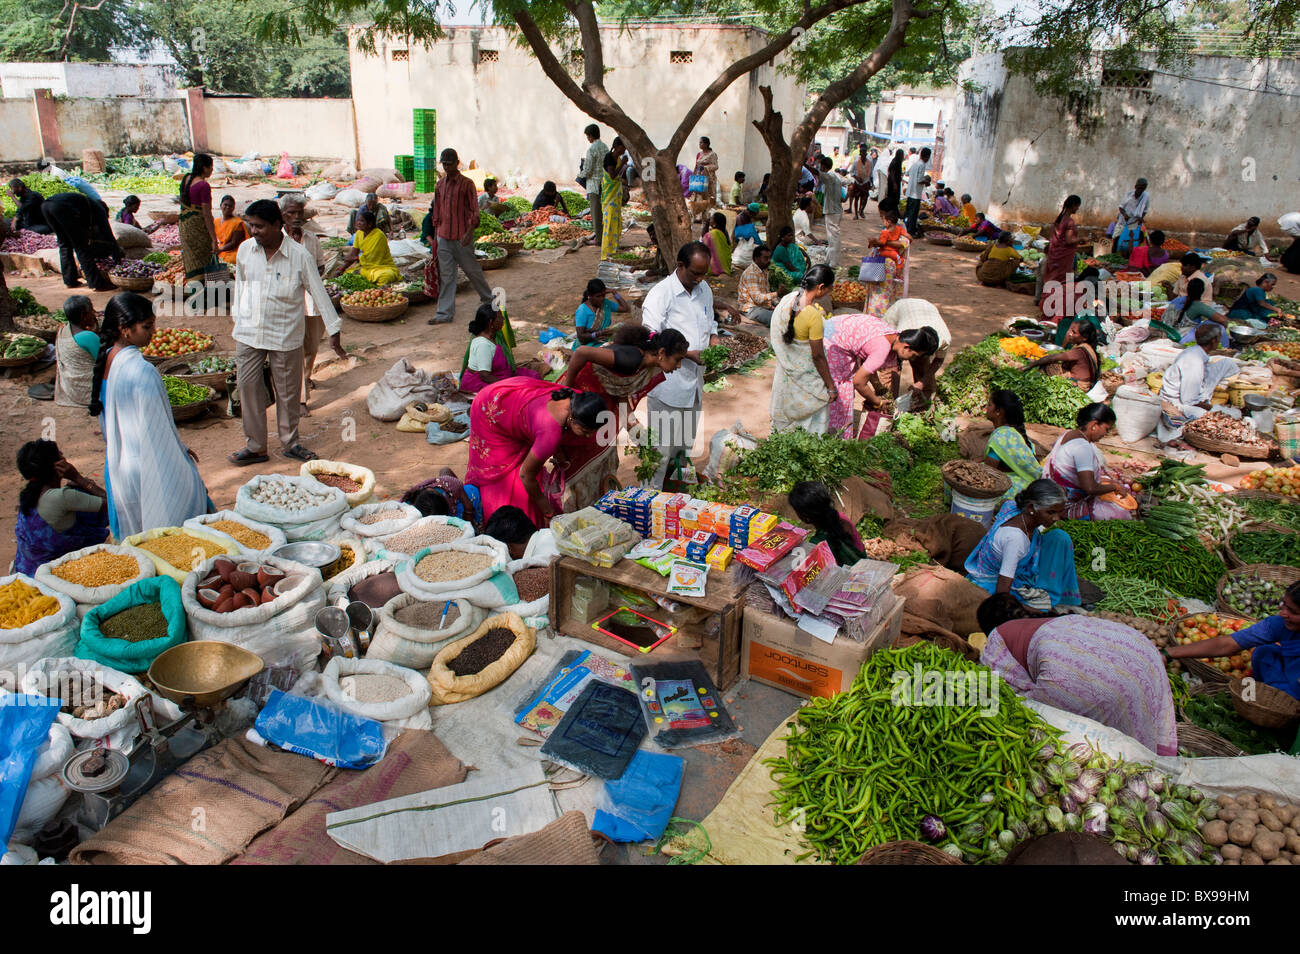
[904,146,931,238]
[819,155,845,267]
[641,242,723,487]
[429,148,494,325]
[228,199,344,466]
[581,125,609,248]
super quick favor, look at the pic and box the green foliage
[990,366,1092,429]
[935,334,1006,417]
[474,212,505,240]
[559,191,589,214]
[0,0,139,60]
[9,287,48,317]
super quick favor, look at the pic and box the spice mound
[0,579,60,629]
[447,627,517,676]
[384,522,464,554]
[100,602,169,642]
[358,509,408,525]
[395,601,460,628]
[137,533,228,569]
[206,520,271,550]
[52,552,140,587]
[340,673,412,704]
[512,567,549,603]
[314,473,362,493]
[414,551,495,582]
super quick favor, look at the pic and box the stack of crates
[413,108,437,192]
[394,154,414,182]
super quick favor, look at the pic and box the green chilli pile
[767,644,1220,865]
[1057,520,1225,602]
[1231,530,1300,568]
[162,375,210,407]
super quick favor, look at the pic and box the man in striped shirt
[430,148,493,325]
[228,199,344,466]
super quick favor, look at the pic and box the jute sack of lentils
[180,554,325,671]
[370,515,472,559]
[368,593,484,669]
[183,510,287,560]
[36,544,155,619]
[77,576,188,673]
[24,656,182,750]
[321,656,432,728]
[427,612,536,705]
[396,540,513,608]
[339,501,420,540]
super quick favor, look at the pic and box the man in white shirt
[641,242,723,487]
[228,199,343,465]
[882,298,950,408]
[792,197,817,245]
[903,146,931,238]
[1156,322,1238,446]
[818,155,845,267]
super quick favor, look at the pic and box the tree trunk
[752,86,797,244]
[646,153,694,263]
[0,269,16,335]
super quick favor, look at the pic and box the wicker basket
[1166,611,1257,686]
[856,841,963,865]
[13,319,58,343]
[1229,676,1300,729]
[925,232,954,246]
[171,386,216,423]
[143,343,212,366]
[1224,522,1296,569]
[111,274,158,292]
[941,460,1011,499]
[1176,721,1246,758]
[0,351,43,368]
[341,300,409,323]
[400,288,430,305]
[157,352,237,394]
[953,237,985,253]
[1182,427,1277,461]
[1215,563,1300,615]
[1233,489,1292,504]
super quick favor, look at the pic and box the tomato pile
[142,328,213,358]
[1175,613,1252,678]
[832,280,867,304]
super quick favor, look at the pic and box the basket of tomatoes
[1168,612,1254,685]
[141,328,214,364]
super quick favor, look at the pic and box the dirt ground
[4,182,1299,570]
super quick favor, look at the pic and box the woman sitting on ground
[733,206,761,246]
[978,592,1177,756]
[402,467,484,532]
[115,195,161,234]
[342,209,401,285]
[13,439,108,575]
[1024,320,1100,391]
[934,188,960,218]
[702,211,733,276]
[770,226,807,287]
[1041,403,1134,521]
[460,303,543,394]
[574,278,629,347]
[54,294,99,408]
[1226,272,1282,327]
[789,480,865,566]
[975,230,1023,285]
[532,181,571,215]
[965,478,1081,611]
[1128,229,1171,274]
[983,389,1041,501]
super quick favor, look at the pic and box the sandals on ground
[284,445,318,462]
[228,449,269,466]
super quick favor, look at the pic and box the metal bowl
[272,541,341,570]
[1242,393,1271,412]
[147,642,264,708]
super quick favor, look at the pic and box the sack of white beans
[235,474,348,542]
[395,541,514,608]
[339,501,420,540]
[34,544,155,618]
[371,515,472,559]
[368,593,484,669]
[320,657,432,729]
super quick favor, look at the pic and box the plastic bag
[251,689,387,769]
[859,256,887,283]
[368,358,444,422]
[275,152,295,179]
[426,412,470,444]
[334,188,367,208]
[321,657,432,729]
[705,420,759,481]
[0,694,60,847]
[305,181,338,201]
[732,238,755,269]
[77,576,188,673]
[35,544,155,617]
[629,659,739,749]
[592,750,684,843]
[538,681,645,778]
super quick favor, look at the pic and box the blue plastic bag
[538,327,567,345]
[0,694,61,847]
[592,749,684,843]
[426,412,470,445]
[253,689,387,769]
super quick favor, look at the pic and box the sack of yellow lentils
[121,526,239,583]
[35,544,156,618]
[0,574,78,673]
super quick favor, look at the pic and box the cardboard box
[741,595,904,700]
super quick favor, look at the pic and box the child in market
[483,506,540,560]
[788,480,866,566]
[402,468,484,532]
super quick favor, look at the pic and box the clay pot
[197,588,221,610]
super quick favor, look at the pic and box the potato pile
[1204,793,1300,865]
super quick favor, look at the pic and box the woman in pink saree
[824,315,937,438]
[1040,195,1081,320]
[465,379,604,525]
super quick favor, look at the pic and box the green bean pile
[1231,530,1300,568]
[766,643,1062,864]
[1056,520,1225,602]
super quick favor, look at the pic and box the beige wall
[53,98,190,158]
[0,98,41,162]
[349,24,806,186]
[203,98,357,162]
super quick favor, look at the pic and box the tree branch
[667,0,869,157]
[562,0,607,95]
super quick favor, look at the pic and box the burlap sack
[391,811,602,865]
[958,422,995,461]
[883,513,986,573]
[892,564,988,639]
[427,612,535,705]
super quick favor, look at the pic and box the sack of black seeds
[427,612,535,705]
